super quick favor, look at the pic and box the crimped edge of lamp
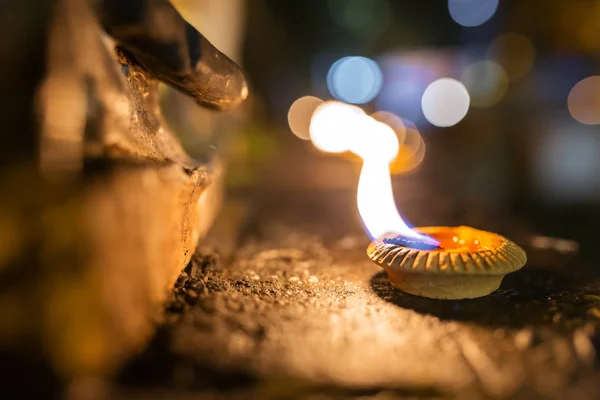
[367,226,527,299]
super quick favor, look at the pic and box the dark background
[230,0,600,260]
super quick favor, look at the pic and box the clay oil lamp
[367,226,527,299]
[290,99,528,299]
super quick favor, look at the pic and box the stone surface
[118,190,600,400]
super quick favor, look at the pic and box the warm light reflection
[422,78,470,127]
[460,60,508,108]
[568,76,600,125]
[308,101,434,242]
[288,96,324,140]
[327,56,383,104]
[489,33,535,81]
[390,134,426,174]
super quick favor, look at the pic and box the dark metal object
[96,0,248,111]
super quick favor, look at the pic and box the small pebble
[573,329,595,363]
[514,329,533,349]
[185,290,198,300]
[588,307,600,319]
[552,313,563,324]
[336,236,361,250]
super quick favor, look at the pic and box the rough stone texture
[118,191,600,400]
[0,0,244,394]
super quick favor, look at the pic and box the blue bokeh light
[448,0,499,27]
[534,115,600,202]
[327,56,383,104]
[376,55,442,125]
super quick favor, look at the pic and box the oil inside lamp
[382,235,440,251]
[306,101,526,300]
[382,228,487,252]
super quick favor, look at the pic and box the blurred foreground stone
[0,0,241,395]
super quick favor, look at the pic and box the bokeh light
[448,0,499,27]
[327,56,383,104]
[568,76,600,125]
[327,0,392,39]
[555,1,600,54]
[371,112,423,170]
[534,119,600,202]
[395,119,422,160]
[460,60,508,107]
[370,112,426,173]
[376,78,424,124]
[421,78,470,127]
[393,122,426,174]
[391,135,426,174]
[376,52,453,125]
[489,33,536,81]
[288,96,324,140]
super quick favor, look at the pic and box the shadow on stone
[370,267,600,329]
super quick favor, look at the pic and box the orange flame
[309,101,435,243]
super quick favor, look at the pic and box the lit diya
[290,100,528,300]
[367,226,527,299]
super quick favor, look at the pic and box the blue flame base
[382,235,440,251]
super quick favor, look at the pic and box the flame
[357,158,424,240]
[309,101,365,153]
[309,101,436,243]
